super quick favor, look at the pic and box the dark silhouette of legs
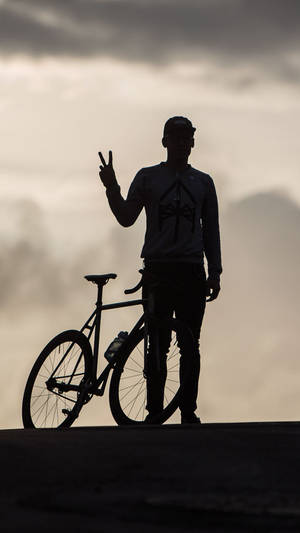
[143,262,206,417]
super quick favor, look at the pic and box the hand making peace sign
[98,150,117,189]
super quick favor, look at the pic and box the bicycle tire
[22,330,93,429]
[109,318,193,425]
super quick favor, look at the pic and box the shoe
[181,412,201,424]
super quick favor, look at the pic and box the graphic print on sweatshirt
[158,179,196,243]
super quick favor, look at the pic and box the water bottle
[104,331,128,362]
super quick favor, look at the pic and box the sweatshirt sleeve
[202,176,222,281]
[106,170,144,227]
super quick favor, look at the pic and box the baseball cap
[163,116,196,137]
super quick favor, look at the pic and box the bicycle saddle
[85,273,117,285]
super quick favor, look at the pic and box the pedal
[62,409,70,416]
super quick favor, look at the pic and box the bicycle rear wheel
[22,330,92,429]
[109,318,193,425]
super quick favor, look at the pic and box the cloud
[2,188,300,321]
[220,189,300,348]
[0,195,143,314]
[2,189,300,425]
[223,189,300,294]
[201,189,300,420]
[0,198,67,310]
[1,0,300,83]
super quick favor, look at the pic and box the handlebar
[124,269,144,294]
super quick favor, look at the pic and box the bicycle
[22,272,194,429]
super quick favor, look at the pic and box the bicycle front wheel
[22,330,92,429]
[109,318,193,425]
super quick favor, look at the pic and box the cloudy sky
[1,0,300,428]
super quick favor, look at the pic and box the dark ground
[1,422,300,532]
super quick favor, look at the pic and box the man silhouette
[99,116,222,424]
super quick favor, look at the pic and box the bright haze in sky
[1,0,300,428]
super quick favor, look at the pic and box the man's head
[162,116,196,163]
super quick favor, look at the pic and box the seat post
[96,283,104,308]
[92,283,104,378]
[84,273,117,378]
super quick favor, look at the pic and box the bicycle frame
[48,278,154,401]
[76,282,147,396]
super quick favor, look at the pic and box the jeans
[142,261,207,415]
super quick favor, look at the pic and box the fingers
[98,152,106,166]
[98,151,113,167]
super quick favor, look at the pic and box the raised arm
[98,151,143,227]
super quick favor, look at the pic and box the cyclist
[98,116,222,424]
